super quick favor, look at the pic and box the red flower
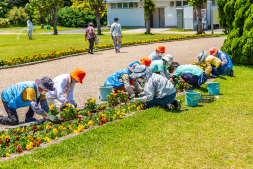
[0,140,3,144]
[12,130,16,133]
[78,117,81,123]
[17,146,24,153]
[100,122,103,125]
[14,143,18,147]
[99,115,102,119]
[16,136,20,141]
[33,143,36,147]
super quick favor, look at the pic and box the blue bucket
[185,91,201,107]
[207,82,220,95]
[99,86,113,101]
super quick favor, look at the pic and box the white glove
[131,98,140,103]
[129,94,135,99]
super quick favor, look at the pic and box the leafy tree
[26,0,64,35]
[186,0,207,33]
[7,6,29,25]
[0,2,9,18]
[4,0,29,8]
[140,0,155,34]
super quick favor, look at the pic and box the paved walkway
[0,37,226,127]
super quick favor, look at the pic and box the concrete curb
[0,36,213,70]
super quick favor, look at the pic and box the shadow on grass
[219,76,227,80]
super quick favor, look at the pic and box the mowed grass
[1,65,253,168]
[0,33,188,60]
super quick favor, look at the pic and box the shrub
[0,18,10,27]
[7,6,29,26]
[58,7,96,28]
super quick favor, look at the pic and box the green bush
[0,18,10,27]
[7,6,29,26]
[221,1,253,65]
[57,7,96,28]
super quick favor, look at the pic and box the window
[129,2,134,8]
[212,0,216,6]
[123,3,128,8]
[176,1,182,7]
[111,3,116,9]
[183,1,188,6]
[117,3,122,8]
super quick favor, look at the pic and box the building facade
[107,0,218,30]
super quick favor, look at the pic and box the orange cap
[70,68,86,84]
[210,47,218,56]
[156,45,165,53]
[140,57,151,66]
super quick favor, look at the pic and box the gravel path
[0,37,226,128]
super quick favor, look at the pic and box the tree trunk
[145,12,151,34]
[197,7,202,33]
[53,7,58,35]
[96,12,101,35]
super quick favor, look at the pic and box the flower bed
[0,92,146,158]
[0,33,211,67]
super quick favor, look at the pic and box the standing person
[169,63,208,89]
[111,17,122,53]
[150,54,174,80]
[46,68,86,109]
[27,18,35,40]
[210,47,233,76]
[130,65,181,110]
[85,23,96,54]
[148,45,165,61]
[198,50,222,78]
[0,76,56,125]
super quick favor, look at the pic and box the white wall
[153,1,177,27]
[107,3,145,27]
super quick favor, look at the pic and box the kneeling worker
[0,76,56,125]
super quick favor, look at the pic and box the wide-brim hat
[162,54,173,65]
[70,68,86,84]
[130,65,152,79]
[198,50,208,64]
[140,57,151,66]
[36,76,55,91]
[156,45,165,53]
[210,47,218,56]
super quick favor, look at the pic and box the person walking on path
[150,54,174,80]
[27,18,35,40]
[210,47,234,76]
[85,23,96,54]
[148,45,165,61]
[0,76,56,125]
[46,68,86,109]
[111,17,122,53]
[169,63,208,89]
[130,65,181,110]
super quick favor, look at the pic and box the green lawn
[12,26,77,33]
[1,65,253,168]
[95,28,133,33]
[0,33,188,60]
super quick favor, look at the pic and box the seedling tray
[199,95,214,103]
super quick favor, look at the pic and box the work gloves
[131,98,140,103]
[47,113,58,122]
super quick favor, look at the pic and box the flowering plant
[7,7,29,26]
[86,98,96,111]
[60,103,78,120]
[48,103,59,116]
[107,92,118,106]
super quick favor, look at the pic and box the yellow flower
[17,128,20,132]
[92,98,96,101]
[5,135,10,140]
[49,103,53,107]
[137,107,140,111]
[88,120,93,127]
[63,108,66,111]
[129,111,133,114]
[6,153,10,157]
[74,130,78,133]
[46,125,52,129]
[44,137,51,143]
[68,125,72,130]
[53,128,57,134]
[58,125,64,130]
[1,135,5,141]
[88,111,91,116]
[55,137,58,140]
[128,107,131,110]
[113,116,116,120]
[21,127,25,133]
[76,108,79,111]
[106,95,110,97]
[119,115,123,119]
[122,109,126,112]
[99,112,102,115]
[117,111,120,116]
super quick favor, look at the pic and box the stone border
[0,36,213,70]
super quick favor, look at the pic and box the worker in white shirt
[27,18,35,40]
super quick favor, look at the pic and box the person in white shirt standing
[27,18,35,40]
[46,68,86,109]
[111,17,122,53]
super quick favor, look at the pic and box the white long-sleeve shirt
[27,20,34,31]
[46,74,75,104]
[110,23,122,36]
